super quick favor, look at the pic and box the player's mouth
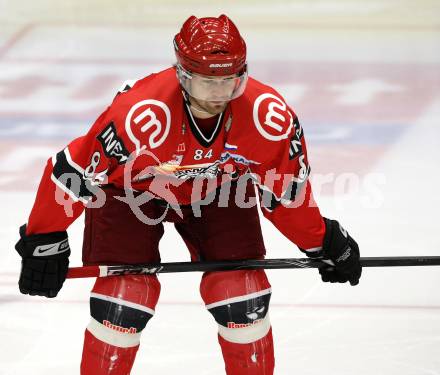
[210,100,226,106]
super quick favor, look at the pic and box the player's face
[191,97,229,116]
[189,73,238,114]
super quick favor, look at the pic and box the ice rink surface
[0,1,440,374]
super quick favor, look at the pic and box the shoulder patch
[98,122,130,164]
[288,117,304,160]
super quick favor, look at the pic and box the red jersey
[27,67,325,251]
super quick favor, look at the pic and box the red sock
[80,329,139,375]
[218,327,275,375]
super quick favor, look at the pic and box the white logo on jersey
[125,99,171,154]
[253,93,294,141]
[84,151,108,185]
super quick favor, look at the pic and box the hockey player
[14,15,361,375]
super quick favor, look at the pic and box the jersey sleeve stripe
[51,148,99,202]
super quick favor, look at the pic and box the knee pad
[200,270,272,344]
[87,274,161,348]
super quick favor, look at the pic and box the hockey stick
[66,256,440,279]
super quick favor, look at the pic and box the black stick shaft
[79,256,440,278]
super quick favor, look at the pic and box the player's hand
[319,218,361,286]
[15,224,71,298]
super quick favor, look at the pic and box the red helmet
[174,15,247,76]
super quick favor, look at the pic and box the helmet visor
[177,64,248,102]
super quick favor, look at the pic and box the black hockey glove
[15,224,70,298]
[319,218,361,286]
[301,218,361,286]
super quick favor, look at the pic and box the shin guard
[200,270,275,375]
[81,275,160,375]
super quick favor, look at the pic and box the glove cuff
[322,218,349,259]
[299,247,324,259]
[16,224,70,259]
